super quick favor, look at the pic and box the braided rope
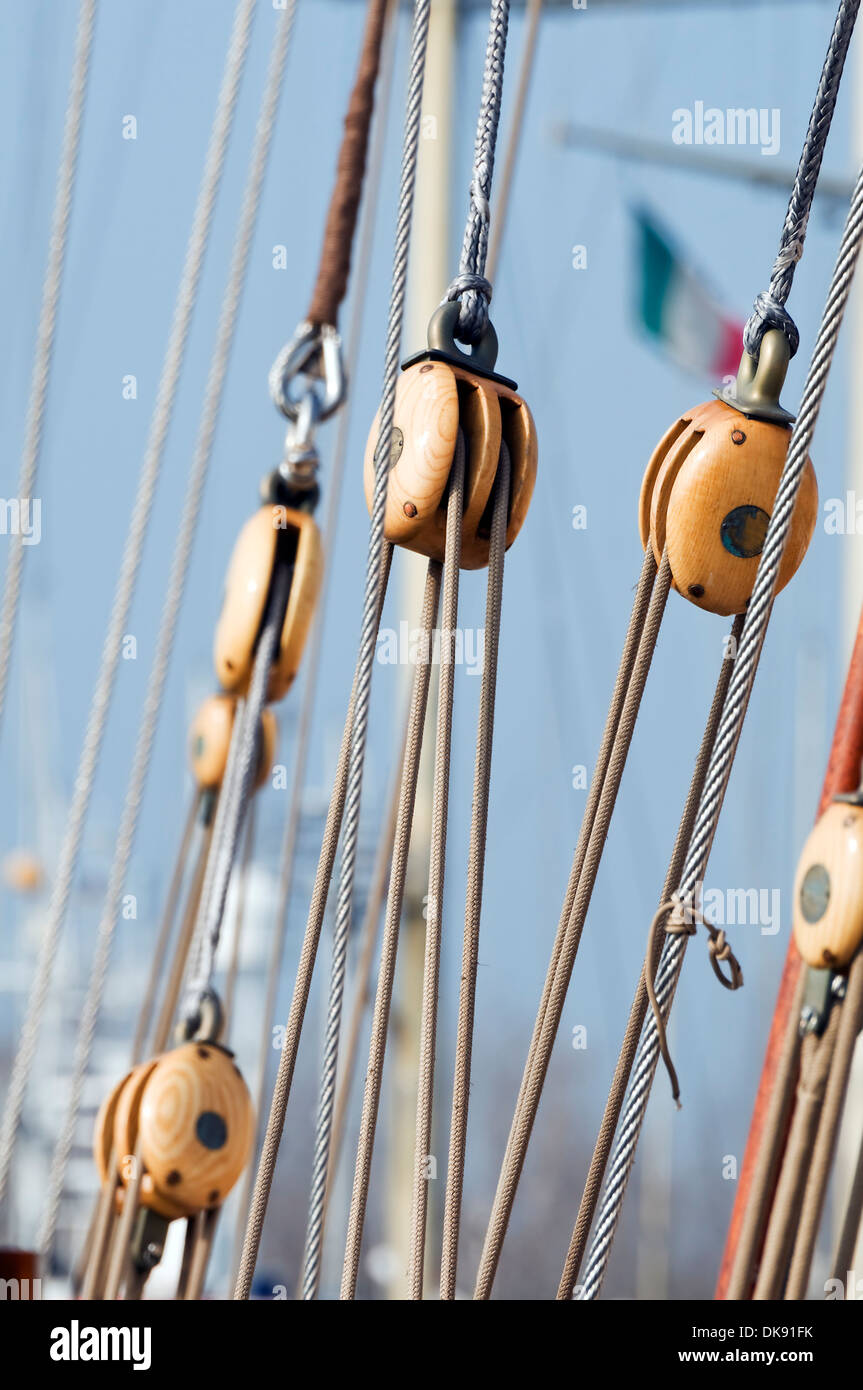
[407,435,464,1300]
[36,0,298,1257]
[231,0,432,1300]
[577,159,863,1301]
[183,565,292,1027]
[444,0,510,344]
[300,0,432,1296]
[339,562,442,1301]
[440,443,510,1299]
[228,3,399,1294]
[0,0,96,738]
[0,0,258,1212]
[744,0,859,357]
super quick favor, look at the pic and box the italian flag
[635,205,743,381]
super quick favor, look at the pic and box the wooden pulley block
[93,1060,189,1220]
[793,797,863,971]
[362,303,537,570]
[188,695,277,793]
[213,505,323,703]
[137,1042,254,1214]
[638,332,817,617]
[189,695,235,790]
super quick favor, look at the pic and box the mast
[382,0,456,1300]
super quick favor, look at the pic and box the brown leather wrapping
[305,0,389,327]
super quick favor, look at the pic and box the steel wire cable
[0,0,258,1213]
[578,160,863,1301]
[0,0,97,738]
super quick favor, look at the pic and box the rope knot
[645,893,743,1107]
[743,290,800,361]
[443,273,493,347]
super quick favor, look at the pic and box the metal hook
[269,321,346,423]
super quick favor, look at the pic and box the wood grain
[138,1043,254,1213]
[793,801,863,969]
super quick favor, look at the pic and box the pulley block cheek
[639,398,817,617]
[93,1044,254,1220]
[213,506,323,702]
[188,694,277,793]
[362,362,537,571]
[793,800,863,970]
[137,1042,254,1214]
[93,1058,188,1221]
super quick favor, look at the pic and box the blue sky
[0,0,857,1296]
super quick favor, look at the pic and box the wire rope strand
[579,160,863,1301]
[444,0,511,344]
[297,0,433,1301]
[0,0,97,737]
[744,0,860,356]
[474,547,664,1298]
[338,561,442,1301]
[0,0,258,1215]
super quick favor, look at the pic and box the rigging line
[0,0,259,1217]
[578,160,863,1302]
[296,0,433,1302]
[484,0,542,286]
[474,547,667,1298]
[830,1096,863,1283]
[440,442,510,1300]
[322,704,407,1214]
[751,1015,840,1298]
[744,0,860,358]
[184,562,294,1026]
[129,792,202,1066]
[306,0,390,328]
[223,798,257,1037]
[558,613,744,1299]
[338,561,442,1301]
[0,0,96,740]
[232,547,392,1301]
[226,0,400,1295]
[719,616,863,1301]
[784,951,863,1298]
[444,0,511,345]
[408,434,465,1300]
[79,809,217,1302]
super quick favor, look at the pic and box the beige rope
[753,1005,841,1299]
[340,561,442,1300]
[232,549,392,1299]
[475,547,669,1298]
[440,444,511,1300]
[724,967,807,1300]
[785,951,863,1297]
[323,713,407,1212]
[644,895,743,1108]
[830,1108,863,1285]
[223,800,256,1037]
[130,793,202,1064]
[557,613,743,1298]
[408,436,465,1299]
